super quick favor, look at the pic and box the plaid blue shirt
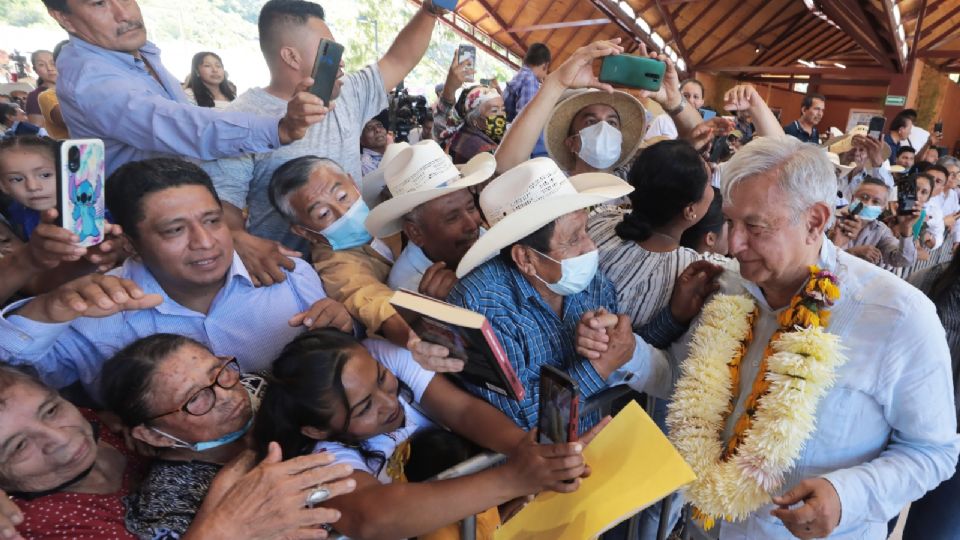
[447,256,615,430]
[503,66,541,122]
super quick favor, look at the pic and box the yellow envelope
[495,401,696,540]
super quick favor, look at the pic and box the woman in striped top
[588,140,735,341]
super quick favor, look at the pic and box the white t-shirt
[313,338,436,483]
[644,113,678,140]
[925,196,946,249]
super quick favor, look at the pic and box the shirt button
[268,144,275,149]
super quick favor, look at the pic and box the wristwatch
[665,99,685,116]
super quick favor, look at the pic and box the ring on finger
[305,486,331,507]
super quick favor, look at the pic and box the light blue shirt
[0,252,327,401]
[388,242,433,292]
[628,239,960,538]
[56,37,281,175]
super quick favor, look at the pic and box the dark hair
[859,176,890,190]
[680,186,723,251]
[891,115,913,132]
[899,108,918,121]
[185,52,236,108]
[927,164,949,178]
[897,146,916,157]
[915,172,934,191]
[404,429,483,482]
[523,43,551,68]
[0,103,17,125]
[498,219,557,269]
[30,50,53,69]
[801,93,825,109]
[617,139,709,242]
[258,0,327,57]
[0,135,58,163]
[455,85,479,120]
[53,40,69,61]
[106,158,221,242]
[679,79,704,97]
[100,334,201,427]
[40,0,69,12]
[254,329,405,473]
[268,155,346,222]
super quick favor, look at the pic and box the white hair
[721,135,837,228]
[938,155,960,170]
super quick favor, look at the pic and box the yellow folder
[494,401,696,540]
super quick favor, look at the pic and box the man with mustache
[783,93,825,144]
[41,0,329,176]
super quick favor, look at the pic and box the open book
[390,289,525,400]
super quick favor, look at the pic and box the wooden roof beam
[911,0,928,64]
[752,13,819,66]
[675,0,723,41]
[654,0,690,62]
[754,16,826,66]
[699,6,804,66]
[541,1,588,45]
[738,76,889,87]
[923,20,960,51]
[407,0,521,68]
[817,0,896,71]
[695,65,892,77]
[472,0,528,50]
[919,2,960,40]
[685,1,750,61]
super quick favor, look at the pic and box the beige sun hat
[827,152,855,175]
[364,140,496,238]
[455,157,633,278]
[361,142,411,208]
[824,125,892,160]
[545,89,647,173]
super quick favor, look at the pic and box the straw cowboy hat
[545,89,647,172]
[455,157,633,278]
[827,152,855,176]
[361,141,411,208]
[824,125,892,160]
[365,140,496,238]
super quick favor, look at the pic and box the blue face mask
[151,416,253,453]
[859,204,884,221]
[531,248,600,296]
[305,198,373,251]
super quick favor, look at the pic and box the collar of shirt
[502,257,593,322]
[737,238,841,312]
[123,251,253,317]
[68,35,161,71]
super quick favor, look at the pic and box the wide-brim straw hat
[365,140,496,238]
[545,89,647,172]
[455,157,633,278]
[827,152,855,175]
[824,125,892,160]
[361,142,411,208]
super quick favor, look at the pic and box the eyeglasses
[146,358,241,421]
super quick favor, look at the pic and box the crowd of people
[0,0,958,539]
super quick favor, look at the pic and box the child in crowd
[0,135,58,240]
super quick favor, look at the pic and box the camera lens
[67,146,81,173]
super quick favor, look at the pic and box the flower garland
[666,266,846,528]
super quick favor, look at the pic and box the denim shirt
[631,239,960,538]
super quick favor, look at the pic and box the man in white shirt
[582,135,959,539]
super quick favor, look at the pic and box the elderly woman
[99,333,356,539]
[447,86,505,165]
[0,359,353,540]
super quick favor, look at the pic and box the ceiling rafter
[752,13,817,65]
[675,0,724,41]
[763,24,839,67]
[685,1,751,62]
[541,1,589,45]
[753,15,824,66]
[919,2,960,40]
[698,5,805,66]
[923,20,960,51]
[473,0,528,51]
[816,0,896,71]
[653,0,690,61]
[911,0,928,63]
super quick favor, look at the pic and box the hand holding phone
[867,116,886,140]
[897,176,919,216]
[56,139,106,248]
[935,120,943,134]
[309,39,344,106]
[457,44,477,83]
[537,365,579,445]
[598,55,665,92]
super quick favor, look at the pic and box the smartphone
[897,175,918,216]
[935,120,943,134]
[699,108,717,120]
[479,78,494,87]
[598,55,665,92]
[868,116,886,140]
[309,39,344,106]
[537,365,579,445]
[56,139,106,248]
[457,44,476,83]
[431,0,459,10]
[845,200,864,218]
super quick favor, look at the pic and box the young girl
[255,329,589,540]
[0,135,58,241]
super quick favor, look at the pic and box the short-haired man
[204,0,443,272]
[0,158,352,400]
[644,78,705,140]
[503,43,551,158]
[41,0,329,175]
[0,103,46,138]
[885,112,915,165]
[590,135,960,538]
[360,112,390,177]
[829,177,917,267]
[896,145,916,171]
[783,93,825,143]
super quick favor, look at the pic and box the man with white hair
[580,135,959,538]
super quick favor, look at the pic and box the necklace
[666,265,846,528]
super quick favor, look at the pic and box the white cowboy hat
[545,89,647,172]
[824,125,892,161]
[455,157,633,278]
[827,152,855,175]
[361,142,411,208]
[365,140,496,238]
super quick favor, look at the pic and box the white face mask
[577,121,622,170]
[531,248,600,296]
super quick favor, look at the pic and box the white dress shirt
[624,239,960,539]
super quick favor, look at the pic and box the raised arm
[494,39,625,173]
[722,84,783,137]
[378,1,443,92]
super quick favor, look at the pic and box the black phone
[897,175,918,216]
[935,120,943,133]
[868,116,886,140]
[537,365,579,445]
[457,44,476,83]
[309,39,344,106]
[845,200,864,218]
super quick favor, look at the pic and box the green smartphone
[598,55,665,92]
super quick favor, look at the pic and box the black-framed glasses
[146,358,241,422]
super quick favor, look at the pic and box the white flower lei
[666,293,846,525]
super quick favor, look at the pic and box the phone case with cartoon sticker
[56,139,106,248]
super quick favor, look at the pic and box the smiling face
[289,164,360,238]
[0,147,57,211]
[405,189,483,268]
[52,0,147,55]
[141,342,252,447]
[133,185,233,294]
[0,382,97,493]
[330,346,404,440]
